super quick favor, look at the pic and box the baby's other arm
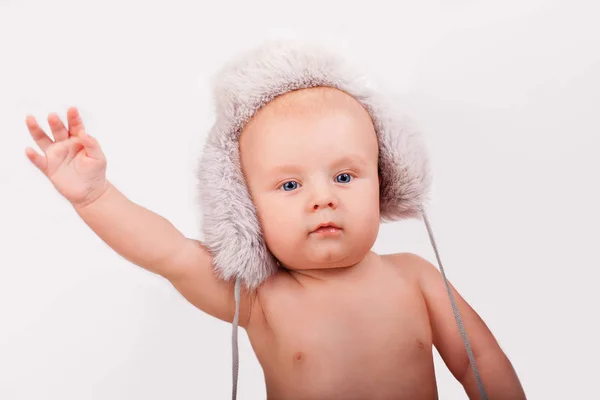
[409,253,526,400]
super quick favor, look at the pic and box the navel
[293,351,304,362]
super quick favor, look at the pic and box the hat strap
[419,204,488,399]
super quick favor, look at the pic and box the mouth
[310,222,342,235]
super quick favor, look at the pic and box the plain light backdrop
[1,0,598,398]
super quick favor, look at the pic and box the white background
[1,0,599,398]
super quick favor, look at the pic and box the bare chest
[247,264,438,399]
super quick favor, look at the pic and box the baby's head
[198,40,431,291]
[239,86,381,274]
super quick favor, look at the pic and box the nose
[309,183,338,211]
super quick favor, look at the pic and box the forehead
[239,87,378,165]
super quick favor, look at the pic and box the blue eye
[281,181,299,191]
[335,173,353,183]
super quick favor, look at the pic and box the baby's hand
[25,107,108,208]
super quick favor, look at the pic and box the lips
[311,222,341,233]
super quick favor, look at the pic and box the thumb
[80,132,104,160]
[25,147,48,175]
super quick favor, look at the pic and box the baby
[24,44,525,399]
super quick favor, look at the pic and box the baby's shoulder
[381,252,448,296]
[380,251,427,278]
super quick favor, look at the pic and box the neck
[285,251,378,285]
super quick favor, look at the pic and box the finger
[48,113,69,142]
[25,115,54,153]
[80,133,104,160]
[67,106,86,137]
[25,147,48,175]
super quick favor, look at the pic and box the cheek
[254,195,302,252]
[344,182,381,241]
[347,180,380,217]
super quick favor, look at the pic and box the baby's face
[239,87,380,271]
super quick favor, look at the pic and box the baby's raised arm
[74,181,256,325]
[73,180,191,279]
[24,107,256,327]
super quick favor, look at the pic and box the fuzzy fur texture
[197,40,433,291]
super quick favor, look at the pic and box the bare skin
[249,252,439,400]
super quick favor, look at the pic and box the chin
[273,245,347,270]
[306,245,366,268]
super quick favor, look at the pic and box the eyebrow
[330,154,368,169]
[268,154,369,174]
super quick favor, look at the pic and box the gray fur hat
[196,40,488,400]
[197,40,432,291]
